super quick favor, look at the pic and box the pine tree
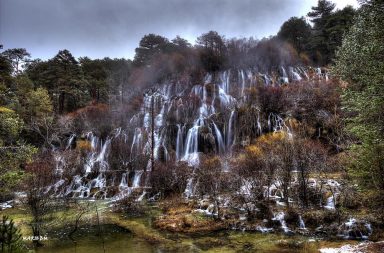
[334,0,384,204]
[277,17,312,54]
[0,216,24,252]
[307,0,336,64]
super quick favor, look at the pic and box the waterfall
[176,124,184,161]
[299,215,306,229]
[51,66,327,199]
[83,132,101,174]
[184,178,194,198]
[130,128,143,159]
[137,191,147,201]
[184,125,200,156]
[268,113,292,137]
[324,195,336,210]
[182,125,200,166]
[227,110,235,148]
[220,70,230,93]
[273,212,290,233]
[289,67,302,81]
[257,112,262,136]
[66,134,76,150]
[212,122,225,154]
[268,113,283,132]
[281,67,289,83]
[132,170,143,188]
[246,70,253,87]
[119,173,128,189]
[96,138,111,171]
[88,132,99,149]
[204,73,212,84]
[240,70,245,96]
[96,139,110,163]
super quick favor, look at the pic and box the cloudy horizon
[0,0,359,60]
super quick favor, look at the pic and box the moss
[76,140,92,151]
[0,106,14,113]
[257,131,287,145]
[107,213,171,244]
[302,210,339,228]
[155,212,226,233]
[153,203,226,233]
[194,237,227,250]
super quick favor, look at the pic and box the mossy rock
[284,208,300,227]
[302,210,339,228]
[154,204,226,233]
[276,239,305,249]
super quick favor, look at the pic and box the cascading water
[130,128,143,159]
[212,122,225,154]
[66,134,76,150]
[51,66,326,199]
[281,67,289,83]
[227,110,235,149]
[176,124,185,161]
[182,124,200,166]
[273,212,291,234]
[289,67,302,81]
[119,173,128,189]
[299,215,306,230]
[240,70,246,96]
[132,170,143,188]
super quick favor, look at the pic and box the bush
[112,192,146,216]
[149,162,191,199]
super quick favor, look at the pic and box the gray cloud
[1,0,327,60]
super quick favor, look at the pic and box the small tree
[195,156,230,219]
[233,145,268,220]
[23,154,56,246]
[294,139,328,208]
[196,31,227,72]
[0,216,24,253]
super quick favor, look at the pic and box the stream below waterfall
[35,225,359,253]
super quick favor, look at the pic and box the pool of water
[35,223,353,253]
[36,225,154,253]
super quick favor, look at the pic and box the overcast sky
[0,0,359,60]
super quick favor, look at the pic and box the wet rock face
[52,67,329,200]
[338,219,372,240]
[302,210,339,229]
[198,128,216,154]
[284,209,300,227]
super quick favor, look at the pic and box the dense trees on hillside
[25,54,132,114]
[277,1,356,65]
[277,17,312,55]
[196,31,227,72]
[307,0,337,64]
[307,0,356,64]
[334,0,384,209]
